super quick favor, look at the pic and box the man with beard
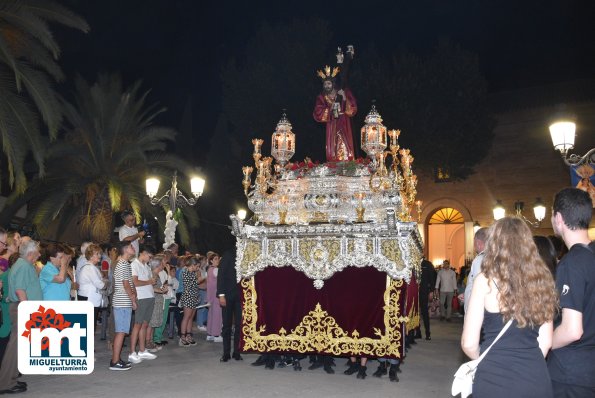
[313,64,357,162]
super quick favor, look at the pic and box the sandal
[186,334,197,346]
[178,335,190,347]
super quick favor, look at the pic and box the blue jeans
[378,358,400,365]
[196,289,208,326]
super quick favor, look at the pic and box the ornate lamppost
[549,120,595,166]
[492,198,546,227]
[145,171,205,247]
[146,171,205,213]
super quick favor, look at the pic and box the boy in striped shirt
[110,241,137,371]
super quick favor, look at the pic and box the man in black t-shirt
[548,188,595,398]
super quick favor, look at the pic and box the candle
[242,166,253,178]
[388,129,400,146]
[367,127,377,144]
[252,138,263,154]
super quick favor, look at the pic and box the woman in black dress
[461,217,558,398]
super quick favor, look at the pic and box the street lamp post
[146,171,205,213]
[492,198,546,227]
[549,120,595,166]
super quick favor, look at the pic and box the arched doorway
[427,207,466,271]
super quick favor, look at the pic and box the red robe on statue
[313,88,357,162]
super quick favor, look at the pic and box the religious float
[230,52,423,359]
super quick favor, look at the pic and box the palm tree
[3,73,198,244]
[0,0,89,193]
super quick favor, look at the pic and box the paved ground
[17,316,465,398]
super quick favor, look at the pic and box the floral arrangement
[285,157,371,178]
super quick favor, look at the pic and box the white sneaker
[138,350,157,360]
[128,352,143,364]
[213,336,223,343]
[197,326,207,332]
[206,335,214,341]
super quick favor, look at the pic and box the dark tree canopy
[222,17,334,162]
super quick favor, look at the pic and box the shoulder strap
[476,319,513,362]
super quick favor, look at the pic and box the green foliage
[0,0,88,192]
[4,74,197,244]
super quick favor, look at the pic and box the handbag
[452,295,460,312]
[451,319,513,398]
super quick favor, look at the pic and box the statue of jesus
[312,65,357,162]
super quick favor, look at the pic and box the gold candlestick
[278,210,288,225]
[416,200,423,222]
[354,192,366,223]
[242,166,253,196]
[388,129,400,149]
[252,138,264,163]
[278,195,289,225]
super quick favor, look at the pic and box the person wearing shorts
[129,246,157,363]
[113,307,133,333]
[110,241,137,371]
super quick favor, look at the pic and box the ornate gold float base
[241,278,408,358]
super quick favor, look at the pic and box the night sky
[56,0,595,161]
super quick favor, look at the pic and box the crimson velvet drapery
[240,266,408,358]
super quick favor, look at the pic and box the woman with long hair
[461,217,558,397]
[178,255,200,347]
[206,252,223,342]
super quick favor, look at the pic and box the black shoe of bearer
[373,361,387,378]
[356,366,367,380]
[344,361,360,375]
[389,364,400,382]
[251,355,266,366]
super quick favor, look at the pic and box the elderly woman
[39,243,71,301]
[77,243,108,327]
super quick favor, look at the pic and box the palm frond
[0,77,44,192]
[0,35,21,86]
[0,8,60,59]
[16,61,62,136]
[0,0,87,191]
[13,33,64,81]
[26,0,90,33]
[107,180,123,211]
[31,188,72,228]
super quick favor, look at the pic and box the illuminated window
[429,208,464,224]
